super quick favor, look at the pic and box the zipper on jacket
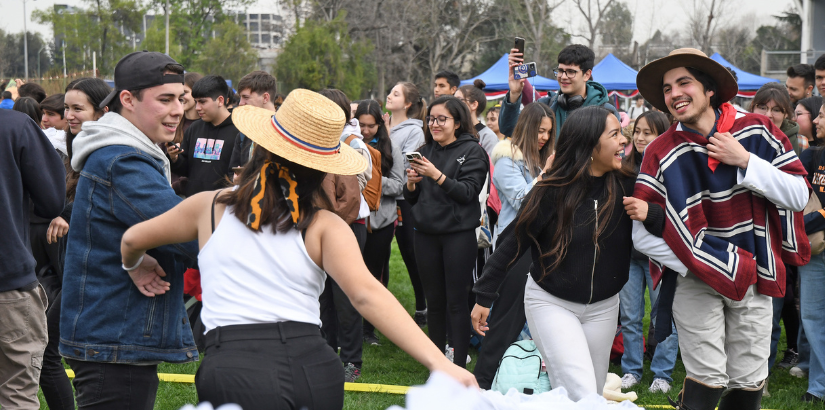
[588,199,598,304]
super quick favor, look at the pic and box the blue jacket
[0,98,14,109]
[490,139,536,242]
[60,115,198,364]
[498,81,620,140]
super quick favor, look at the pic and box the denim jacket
[60,116,198,364]
[491,139,536,243]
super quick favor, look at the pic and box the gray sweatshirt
[369,142,405,230]
[390,118,425,199]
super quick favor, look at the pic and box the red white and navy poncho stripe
[633,106,811,301]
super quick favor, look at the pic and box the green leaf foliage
[275,13,374,98]
[192,20,259,84]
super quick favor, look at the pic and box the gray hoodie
[72,112,172,183]
[390,118,425,199]
[369,141,405,230]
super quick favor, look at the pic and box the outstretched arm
[310,211,478,387]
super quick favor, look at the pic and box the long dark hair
[64,77,111,202]
[624,110,670,169]
[749,83,794,120]
[423,96,476,145]
[510,102,554,176]
[218,145,331,234]
[355,99,393,174]
[799,96,824,146]
[12,97,42,124]
[513,106,634,278]
[457,79,487,117]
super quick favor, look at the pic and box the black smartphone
[514,37,525,56]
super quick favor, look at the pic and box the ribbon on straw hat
[232,89,367,229]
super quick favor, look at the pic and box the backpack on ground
[345,135,382,211]
[492,339,552,395]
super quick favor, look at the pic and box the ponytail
[398,81,427,123]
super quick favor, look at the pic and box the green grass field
[42,240,820,409]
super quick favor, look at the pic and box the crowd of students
[1,43,824,410]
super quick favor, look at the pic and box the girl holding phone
[404,95,489,368]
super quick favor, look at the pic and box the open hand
[708,132,750,169]
[47,216,69,244]
[471,304,490,336]
[623,196,649,221]
[127,254,170,297]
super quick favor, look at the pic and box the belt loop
[278,322,287,344]
[215,327,221,348]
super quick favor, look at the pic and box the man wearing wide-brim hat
[626,48,811,409]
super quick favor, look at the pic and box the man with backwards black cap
[59,51,199,409]
[626,48,811,409]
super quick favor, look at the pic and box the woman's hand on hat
[708,132,750,169]
[127,254,170,297]
[410,157,440,180]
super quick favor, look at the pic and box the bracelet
[122,254,145,272]
[435,172,443,182]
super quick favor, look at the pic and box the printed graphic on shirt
[194,138,225,160]
[812,165,825,192]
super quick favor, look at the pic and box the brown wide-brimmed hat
[232,89,367,175]
[637,48,738,113]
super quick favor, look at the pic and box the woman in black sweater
[472,106,637,400]
[404,95,489,368]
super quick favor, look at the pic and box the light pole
[165,0,170,55]
[37,45,46,79]
[23,0,29,80]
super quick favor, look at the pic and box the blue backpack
[491,339,552,395]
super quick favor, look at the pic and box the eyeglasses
[553,68,581,79]
[426,115,454,126]
[753,104,785,116]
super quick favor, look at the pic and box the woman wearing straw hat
[118,89,478,409]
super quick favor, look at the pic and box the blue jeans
[619,258,679,382]
[799,252,825,398]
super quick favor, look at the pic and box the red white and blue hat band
[271,115,341,155]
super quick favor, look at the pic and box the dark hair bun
[473,79,486,90]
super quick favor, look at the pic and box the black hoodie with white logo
[403,132,489,234]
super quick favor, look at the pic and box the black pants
[472,248,532,389]
[414,229,477,368]
[67,359,159,410]
[319,222,366,366]
[40,291,75,410]
[363,223,395,335]
[196,322,344,410]
[782,266,799,350]
[396,200,427,311]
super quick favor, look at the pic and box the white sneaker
[444,345,472,365]
[790,366,809,378]
[649,378,671,393]
[621,373,640,389]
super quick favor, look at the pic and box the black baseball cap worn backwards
[100,51,185,108]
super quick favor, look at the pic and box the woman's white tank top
[198,206,326,332]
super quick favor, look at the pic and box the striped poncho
[634,106,811,300]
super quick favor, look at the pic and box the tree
[599,1,633,53]
[145,0,254,69]
[34,0,145,76]
[0,30,52,79]
[686,0,736,55]
[140,17,184,62]
[571,0,616,50]
[506,0,565,68]
[275,13,374,98]
[192,21,259,83]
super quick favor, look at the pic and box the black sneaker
[414,309,427,327]
[802,392,824,403]
[344,362,361,383]
[778,348,799,369]
[363,332,380,346]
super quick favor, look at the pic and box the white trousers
[672,272,771,389]
[524,276,619,401]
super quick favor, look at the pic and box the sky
[0,0,797,45]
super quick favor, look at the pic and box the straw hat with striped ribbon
[231,88,367,175]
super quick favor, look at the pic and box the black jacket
[475,174,635,306]
[0,110,66,292]
[171,115,239,196]
[228,132,254,169]
[403,133,489,234]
